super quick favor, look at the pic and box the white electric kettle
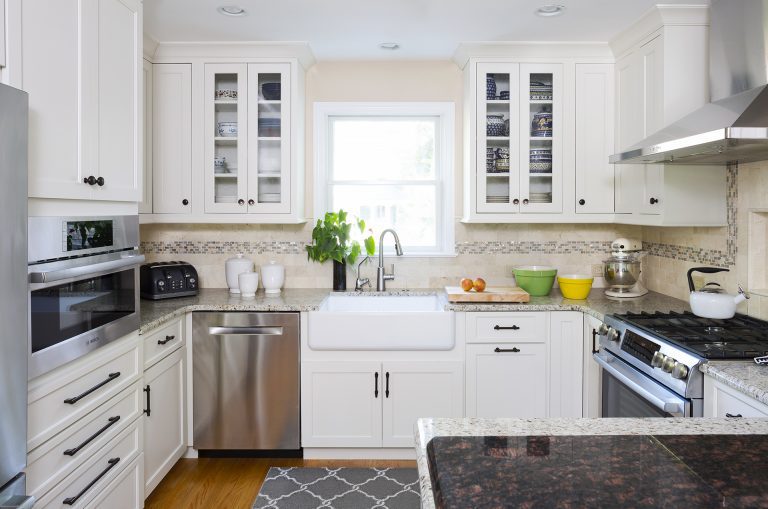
[687,267,748,319]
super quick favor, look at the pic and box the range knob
[662,356,677,373]
[651,351,666,368]
[671,362,689,380]
[607,328,620,342]
[597,324,609,336]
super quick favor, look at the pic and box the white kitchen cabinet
[575,64,614,214]
[301,360,463,448]
[704,375,768,418]
[466,342,548,417]
[549,312,583,418]
[0,0,6,68]
[22,0,141,202]
[381,361,463,448]
[143,347,186,497]
[612,10,726,227]
[301,361,383,448]
[583,315,603,418]
[152,63,193,214]
[139,59,153,213]
[85,455,144,509]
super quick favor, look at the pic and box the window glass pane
[331,117,436,181]
[332,185,437,249]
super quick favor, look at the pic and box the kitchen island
[416,417,768,508]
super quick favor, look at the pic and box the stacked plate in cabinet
[530,81,552,101]
[530,149,552,173]
[486,195,510,204]
[529,192,553,203]
[258,117,281,137]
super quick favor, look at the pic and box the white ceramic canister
[238,272,259,298]
[225,254,254,293]
[261,260,285,294]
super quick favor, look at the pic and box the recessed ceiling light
[218,5,246,16]
[379,42,400,50]
[535,4,566,17]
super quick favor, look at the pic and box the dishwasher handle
[208,326,284,336]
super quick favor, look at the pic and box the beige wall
[141,61,641,290]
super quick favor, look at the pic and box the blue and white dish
[261,82,281,100]
[486,76,497,100]
[486,114,506,136]
[217,122,238,137]
[499,91,510,100]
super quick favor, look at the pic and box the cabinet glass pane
[213,73,240,204]
[527,73,553,205]
[255,73,283,204]
[484,72,511,205]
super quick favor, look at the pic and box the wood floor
[144,458,417,509]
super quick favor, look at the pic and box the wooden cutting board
[444,286,530,303]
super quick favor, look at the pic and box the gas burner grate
[614,311,768,359]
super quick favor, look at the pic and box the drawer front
[143,318,184,369]
[35,418,143,509]
[29,343,142,451]
[466,312,547,343]
[715,383,768,418]
[27,383,143,498]
[84,454,144,509]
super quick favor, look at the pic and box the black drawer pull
[144,385,151,417]
[374,372,379,398]
[494,325,520,331]
[591,328,599,354]
[62,457,120,505]
[725,413,743,418]
[64,372,121,405]
[158,335,175,345]
[63,416,120,457]
[494,347,521,353]
[385,372,390,398]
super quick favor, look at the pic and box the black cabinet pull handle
[579,199,586,206]
[63,416,120,457]
[385,372,390,398]
[158,335,175,345]
[182,198,189,206]
[649,197,659,205]
[144,385,151,417]
[374,372,379,398]
[96,176,104,186]
[494,325,520,330]
[725,413,743,418]
[494,347,521,353]
[591,328,599,354]
[62,457,120,505]
[64,372,121,405]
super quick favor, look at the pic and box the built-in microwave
[27,216,144,379]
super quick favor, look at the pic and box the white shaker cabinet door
[139,59,153,213]
[381,361,464,448]
[466,343,548,418]
[301,362,383,448]
[583,314,604,418]
[143,348,186,498]
[549,312,584,418]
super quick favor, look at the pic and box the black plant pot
[333,259,346,291]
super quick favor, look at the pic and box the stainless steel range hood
[611,0,768,165]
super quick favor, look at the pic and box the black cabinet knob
[248,199,255,206]
[83,175,97,185]
[522,198,529,205]
[649,197,659,205]
[579,199,586,205]
[182,199,189,206]
[238,199,245,205]
[512,198,520,205]
[96,177,104,186]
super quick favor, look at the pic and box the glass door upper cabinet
[519,64,563,213]
[204,63,248,213]
[247,63,291,214]
[476,63,519,213]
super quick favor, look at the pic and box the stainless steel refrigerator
[0,83,34,508]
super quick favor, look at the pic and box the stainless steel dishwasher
[192,312,300,453]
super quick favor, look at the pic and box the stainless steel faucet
[355,255,371,291]
[376,229,403,291]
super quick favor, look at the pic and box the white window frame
[314,101,455,257]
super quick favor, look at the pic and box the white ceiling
[144,0,708,60]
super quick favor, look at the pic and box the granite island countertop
[701,361,768,406]
[140,287,691,333]
[415,417,768,509]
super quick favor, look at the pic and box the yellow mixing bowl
[558,274,594,300]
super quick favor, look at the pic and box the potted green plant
[306,210,375,290]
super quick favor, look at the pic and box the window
[314,102,454,256]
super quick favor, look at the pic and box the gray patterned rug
[252,467,420,509]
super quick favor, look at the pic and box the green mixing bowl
[513,266,558,296]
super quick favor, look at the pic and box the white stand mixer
[603,238,649,298]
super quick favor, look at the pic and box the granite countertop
[701,361,768,406]
[140,287,690,333]
[415,417,768,509]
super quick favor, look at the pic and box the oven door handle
[593,352,685,416]
[29,255,145,284]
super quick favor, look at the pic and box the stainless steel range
[594,312,768,418]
